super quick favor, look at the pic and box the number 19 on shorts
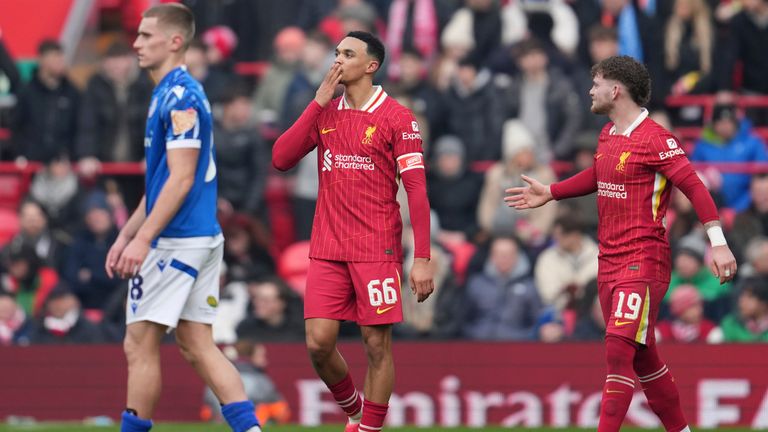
[367,278,398,307]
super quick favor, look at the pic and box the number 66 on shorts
[305,259,404,326]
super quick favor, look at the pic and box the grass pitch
[0,425,757,432]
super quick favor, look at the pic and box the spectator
[461,236,541,340]
[556,130,600,235]
[426,135,483,241]
[252,27,306,130]
[62,191,121,311]
[441,0,525,67]
[203,340,289,425]
[280,31,334,130]
[236,277,304,342]
[666,188,700,244]
[721,277,768,342]
[663,0,716,95]
[28,284,104,344]
[534,216,599,311]
[570,279,606,341]
[222,214,274,282]
[0,28,20,97]
[1,242,59,318]
[278,31,333,240]
[0,291,32,345]
[505,38,582,161]
[11,39,80,162]
[200,26,244,104]
[77,40,152,172]
[212,262,250,344]
[691,103,768,211]
[28,155,82,231]
[574,26,618,133]
[7,200,67,268]
[666,234,731,321]
[397,212,463,339]
[441,56,507,163]
[215,87,268,216]
[384,48,443,148]
[477,120,557,247]
[719,0,768,98]
[656,284,723,343]
[738,237,768,279]
[598,0,665,106]
[385,0,440,81]
[730,174,768,260]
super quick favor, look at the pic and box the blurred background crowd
[0,0,767,350]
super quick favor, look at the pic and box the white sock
[245,427,262,432]
[680,427,691,432]
[348,409,362,423]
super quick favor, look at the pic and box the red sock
[634,344,688,431]
[359,400,388,432]
[328,373,362,419]
[598,335,637,432]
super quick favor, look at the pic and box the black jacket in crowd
[214,123,268,214]
[12,71,80,161]
[77,71,153,161]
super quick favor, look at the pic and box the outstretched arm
[505,167,597,210]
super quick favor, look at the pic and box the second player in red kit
[273,31,433,432]
[505,56,737,432]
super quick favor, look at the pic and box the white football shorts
[125,243,223,328]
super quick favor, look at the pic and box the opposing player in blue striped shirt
[105,4,261,432]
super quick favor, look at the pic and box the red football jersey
[308,86,424,262]
[594,110,690,282]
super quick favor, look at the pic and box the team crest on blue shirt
[171,108,197,136]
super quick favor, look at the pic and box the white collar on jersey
[609,108,649,137]
[337,85,388,113]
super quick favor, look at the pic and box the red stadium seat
[0,207,19,246]
[278,241,311,297]
[441,240,476,286]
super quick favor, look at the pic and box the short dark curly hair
[591,55,651,106]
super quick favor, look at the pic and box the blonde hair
[665,0,713,74]
[144,3,195,50]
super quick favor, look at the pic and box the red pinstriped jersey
[309,86,424,262]
[594,110,690,282]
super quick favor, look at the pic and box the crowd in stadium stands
[1,0,768,347]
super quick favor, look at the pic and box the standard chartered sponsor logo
[659,148,685,160]
[322,152,375,171]
[597,181,627,199]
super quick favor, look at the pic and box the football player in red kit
[505,56,737,432]
[272,31,434,432]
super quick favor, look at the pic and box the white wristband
[706,225,727,247]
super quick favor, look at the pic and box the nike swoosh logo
[595,153,604,159]
[614,320,633,326]
[606,389,625,394]
[321,128,336,134]
[376,306,395,315]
